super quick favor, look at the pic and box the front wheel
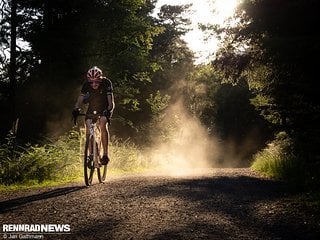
[84,135,95,186]
[97,163,107,183]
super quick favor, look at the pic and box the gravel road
[0,168,319,240]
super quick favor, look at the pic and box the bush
[251,132,308,188]
[0,130,82,185]
[0,129,157,186]
[109,136,149,172]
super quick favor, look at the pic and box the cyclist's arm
[74,94,85,110]
[107,93,115,112]
[105,78,115,112]
[75,82,89,109]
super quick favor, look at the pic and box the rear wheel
[84,135,95,186]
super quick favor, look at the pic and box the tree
[1,0,171,141]
[0,0,198,145]
[0,0,43,139]
[209,0,320,164]
[131,4,195,144]
[150,4,194,94]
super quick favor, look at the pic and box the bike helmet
[87,66,103,81]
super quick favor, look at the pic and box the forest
[0,0,319,190]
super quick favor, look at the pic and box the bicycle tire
[97,163,107,183]
[97,138,107,183]
[84,135,95,186]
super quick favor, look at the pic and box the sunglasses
[89,80,102,85]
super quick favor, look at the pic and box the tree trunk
[9,0,17,125]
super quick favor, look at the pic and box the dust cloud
[144,99,222,176]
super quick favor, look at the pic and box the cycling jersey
[80,78,113,114]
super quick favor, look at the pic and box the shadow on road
[1,173,319,240]
[134,175,288,203]
[132,175,318,240]
[0,186,86,214]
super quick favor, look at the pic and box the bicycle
[75,111,108,186]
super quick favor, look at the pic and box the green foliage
[251,132,316,188]
[211,0,320,136]
[184,65,220,126]
[0,131,82,185]
[1,0,197,143]
[109,137,150,172]
[0,129,162,187]
[146,90,171,116]
[207,0,320,184]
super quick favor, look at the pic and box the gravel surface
[0,168,319,240]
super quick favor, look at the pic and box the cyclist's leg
[99,116,110,164]
[85,119,92,154]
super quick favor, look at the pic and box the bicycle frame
[77,111,108,186]
[88,117,102,168]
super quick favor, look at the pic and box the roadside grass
[251,132,320,207]
[0,130,82,187]
[0,176,83,192]
[108,136,152,172]
[0,130,155,192]
[251,132,306,184]
[251,143,303,182]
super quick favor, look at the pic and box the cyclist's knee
[100,118,108,131]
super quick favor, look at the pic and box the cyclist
[72,66,115,165]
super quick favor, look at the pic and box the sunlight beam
[154,0,240,64]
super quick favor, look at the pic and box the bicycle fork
[90,123,101,168]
